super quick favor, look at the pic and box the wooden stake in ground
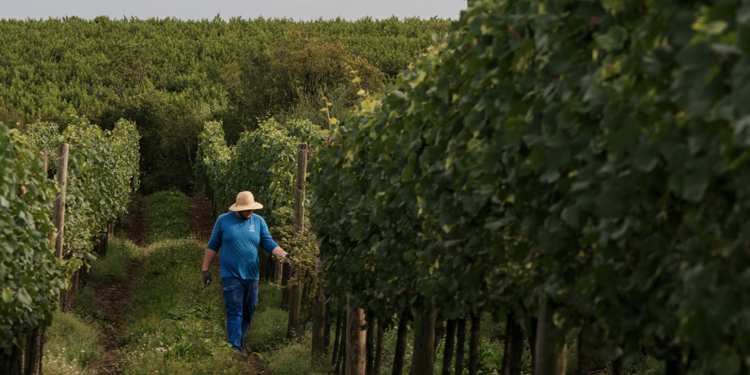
[442,319,456,375]
[455,318,467,375]
[53,143,69,259]
[42,151,48,175]
[312,262,327,360]
[469,313,481,375]
[501,312,525,375]
[534,301,567,375]
[374,317,385,375]
[287,143,307,340]
[333,308,343,367]
[411,308,437,374]
[392,311,410,375]
[346,294,366,375]
[577,325,591,375]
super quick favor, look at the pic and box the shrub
[45,310,102,368]
[246,308,288,352]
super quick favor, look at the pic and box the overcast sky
[1,0,467,21]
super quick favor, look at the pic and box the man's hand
[284,253,293,260]
[202,270,212,286]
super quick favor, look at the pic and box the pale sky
[1,0,467,21]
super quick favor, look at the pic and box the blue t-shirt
[206,212,279,280]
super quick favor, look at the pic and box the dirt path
[90,195,146,374]
[88,195,264,374]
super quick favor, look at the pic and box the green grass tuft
[88,237,141,282]
[44,310,102,368]
[256,282,282,313]
[72,285,103,320]
[143,190,191,243]
[246,307,288,353]
[266,336,332,375]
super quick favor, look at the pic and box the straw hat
[229,191,264,211]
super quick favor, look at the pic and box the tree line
[0,16,450,195]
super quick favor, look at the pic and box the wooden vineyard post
[577,324,591,375]
[411,308,437,375]
[53,143,69,259]
[42,151,48,175]
[274,260,284,285]
[287,143,307,340]
[312,261,327,360]
[392,311,411,375]
[455,318,467,375]
[374,318,385,375]
[442,319,456,375]
[346,294,366,375]
[534,300,567,375]
[501,312,525,375]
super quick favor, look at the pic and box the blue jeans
[221,277,258,352]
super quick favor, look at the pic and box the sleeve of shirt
[259,218,279,254]
[206,216,222,252]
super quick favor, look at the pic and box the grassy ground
[115,190,252,375]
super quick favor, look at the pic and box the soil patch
[89,195,146,374]
[124,195,147,247]
[189,196,214,244]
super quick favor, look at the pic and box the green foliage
[311,0,750,372]
[143,190,192,243]
[197,118,325,278]
[0,17,449,123]
[45,310,102,368]
[226,39,385,134]
[27,118,140,263]
[0,123,70,351]
[94,93,211,194]
[1,17,448,195]
[281,86,356,130]
[265,336,332,375]
[246,308,288,352]
[1,116,137,354]
[88,237,141,282]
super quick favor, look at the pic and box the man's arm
[202,248,217,271]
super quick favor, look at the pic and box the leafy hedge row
[311,0,750,371]
[0,118,140,353]
[0,124,68,350]
[197,118,326,273]
[29,118,140,261]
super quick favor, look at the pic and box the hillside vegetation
[0,16,450,193]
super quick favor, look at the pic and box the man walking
[201,191,290,357]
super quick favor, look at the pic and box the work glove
[284,253,293,260]
[202,270,212,286]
